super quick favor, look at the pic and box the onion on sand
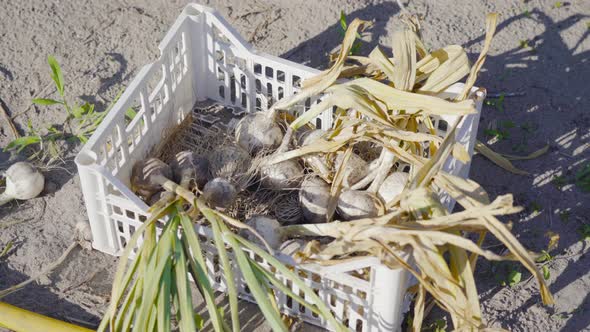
[0,162,45,206]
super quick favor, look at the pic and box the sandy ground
[0,0,589,331]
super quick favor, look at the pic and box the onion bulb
[245,215,283,249]
[0,162,45,206]
[336,190,382,220]
[299,176,330,223]
[235,112,283,154]
[377,171,409,203]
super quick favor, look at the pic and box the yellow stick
[0,302,94,332]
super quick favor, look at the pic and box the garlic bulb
[298,128,326,146]
[299,176,330,223]
[208,144,250,180]
[202,177,237,209]
[334,152,369,188]
[260,159,304,190]
[170,151,210,190]
[245,215,283,249]
[299,129,331,178]
[336,190,382,220]
[0,162,45,206]
[377,171,409,203]
[131,158,173,200]
[279,239,305,257]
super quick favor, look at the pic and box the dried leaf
[545,231,560,251]
[343,77,477,115]
[456,13,499,101]
[475,140,529,175]
[368,46,397,83]
[391,29,417,90]
[499,145,549,161]
[434,173,554,305]
[273,19,371,111]
[452,143,471,163]
[417,46,469,95]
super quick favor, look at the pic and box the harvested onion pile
[129,13,552,331]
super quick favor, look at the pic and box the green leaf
[194,314,204,330]
[77,135,89,144]
[507,270,522,286]
[535,250,552,263]
[72,107,84,119]
[542,265,550,280]
[178,212,226,332]
[174,232,197,332]
[0,240,13,259]
[32,98,62,106]
[4,135,41,152]
[249,259,324,317]
[133,219,177,332]
[47,55,64,97]
[73,102,94,118]
[206,208,240,332]
[339,11,347,33]
[484,129,509,140]
[230,233,346,331]
[225,235,287,332]
[575,163,590,192]
[105,88,125,113]
[125,107,138,121]
[118,280,141,331]
[338,11,362,44]
[98,202,175,332]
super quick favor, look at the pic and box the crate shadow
[448,8,588,331]
[280,1,400,69]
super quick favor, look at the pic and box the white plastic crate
[75,4,485,331]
